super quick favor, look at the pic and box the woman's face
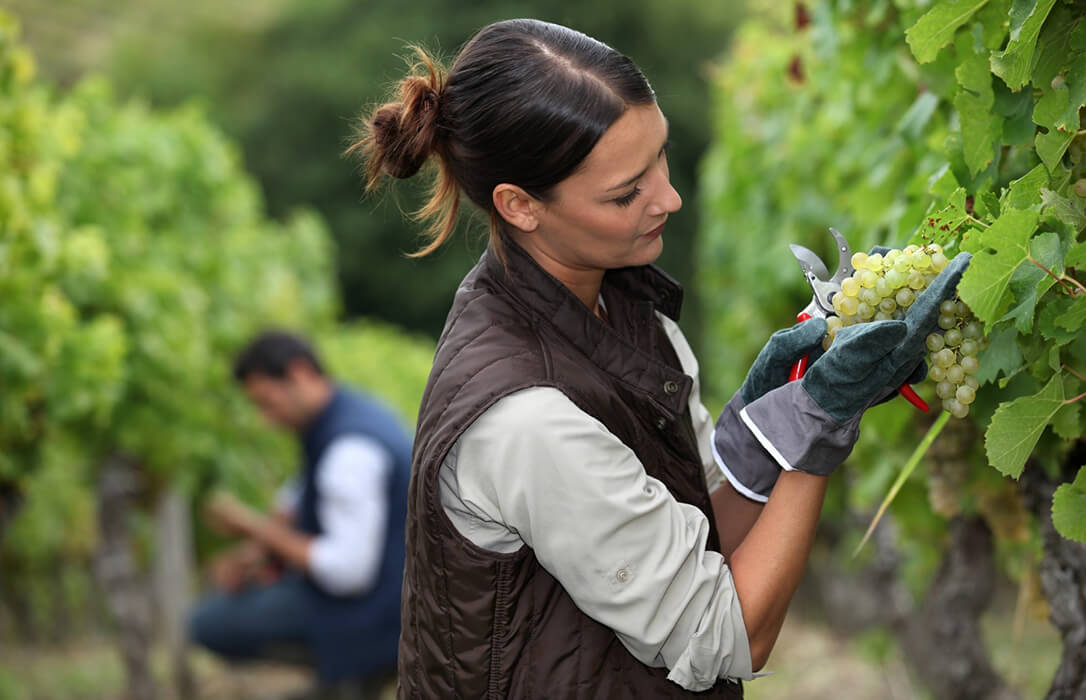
[526,102,682,272]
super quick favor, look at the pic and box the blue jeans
[188,574,311,665]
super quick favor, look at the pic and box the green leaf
[954,40,1002,174]
[1052,466,1086,542]
[1039,296,1082,343]
[1040,188,1086,231]
[998,231,1063,332]
[1055,298,1086,331]
[1068,241,1086,270]
[974,324,1024,384]
[990,0,1059,90]
[1051,401,1081,439]
[919,187,973,243]
[1034,88,1077,170]
[928,165,961,200]
[1004,164,1049,210]
[906,0,992,63]
[956,207,1040,326]
[986,372,1066,478]
[974,0,1012,48]
[993,80,1037,145]
[1031,4,1086,88]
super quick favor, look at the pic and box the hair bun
[369,73,443,180]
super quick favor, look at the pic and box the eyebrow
[604,123,671,193]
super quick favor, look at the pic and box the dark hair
[347,19,656,260]
[233,330,325,382]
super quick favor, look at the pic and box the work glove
[711,317,827,502]
[739,252,971,476]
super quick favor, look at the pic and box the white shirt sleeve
[306,436,391,596]
[445,387,754,690]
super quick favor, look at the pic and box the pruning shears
[787,228,929,412]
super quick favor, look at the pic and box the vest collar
[481,236,692,418]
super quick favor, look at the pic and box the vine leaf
[1005,165,1049,210]
[974,325,1024,384]
[990,0,1059,90]
[957,207,1040,327]
[1051,401,1081,440]
[1068,241,1086,269]
[1041,188,1086,232]
[1052,466,1086,542]
[906,0,992,63]
[1034,89,1076,171]
[998,231,1063,333]
[954,33,1001,175]
[986,373,1065,478]
[1055,298,1086,331]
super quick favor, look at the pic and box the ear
[492,184,541,233]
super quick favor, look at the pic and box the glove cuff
[740,382,861,477]
[711,392,781,503]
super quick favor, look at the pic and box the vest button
[655,416,667,429]
[616,568,631,583]
[663,380,679,395]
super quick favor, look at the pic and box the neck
[509,232,606,318]
[299,380,336,431]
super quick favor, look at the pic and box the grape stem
[1029,255,1086,297]
[853,411,952,558]
[962,213,990,229]
[1066,390,1086,405]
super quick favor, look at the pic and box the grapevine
[822,243,987,418]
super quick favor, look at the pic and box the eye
[613,186,642,208]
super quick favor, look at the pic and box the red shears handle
[788,312,929,412]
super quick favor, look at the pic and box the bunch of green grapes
[823,243,985,418]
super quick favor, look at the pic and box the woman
[350,18,966,698]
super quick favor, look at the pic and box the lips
[643,221,666,240]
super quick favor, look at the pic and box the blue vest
[297,386,411,683]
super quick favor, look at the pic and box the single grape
[851,252,869,270]
[893,256,911,273]
[959,339,979,356]
[874,311,893,321]
[938,314,957,330]
[945,328,963,347]
[879,298,897,314]
[964,375,979,391]
[857,301,875,319]
[961,355,979,373]
[931,252,948,271]
[908,272,927,290]
[826,316,843,333]
[940,300,957,315]
[866,253,884,271]
[904,244,919,255]
[927,243,944,255]
[945,398,970,418]
[913,252,932,270]
[860,288,880,306]
[926,333,945,352]
[955,300,970,317]
[936,348,956,368]
[884,249,901,265]
[875,277,891,298]
[936,380,956,399]
[885,269,907,288]
[929,365,946,382]
[841,277,861,297]
[822,335,833,351]
[1075,178,1086,198]
[962,321,982,339]
[839,296,859,316]
[860,270,878,288]
[896,288,915,307]
[946,364,965,384]
[956,385,976,404]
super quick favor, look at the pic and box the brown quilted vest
[398,237,744,699]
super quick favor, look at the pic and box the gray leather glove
[712,318,827,502]
[740,252,971,476]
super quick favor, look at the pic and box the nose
[646,168,682,217]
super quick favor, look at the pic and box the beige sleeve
[447,387,754,689]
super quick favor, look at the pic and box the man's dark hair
[233,330,325,382]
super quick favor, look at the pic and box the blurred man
[189,330,410,699]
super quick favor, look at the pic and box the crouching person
[189,330,410,699]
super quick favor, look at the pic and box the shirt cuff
[664,567,755,689]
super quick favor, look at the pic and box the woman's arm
[710,482,764,560]
[725,471,828,670]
